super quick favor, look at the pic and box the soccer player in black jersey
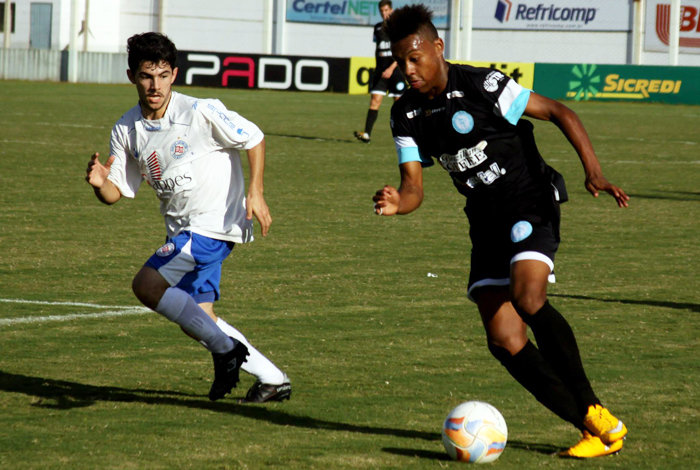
[372,5,630,459]
[354,0,406,144]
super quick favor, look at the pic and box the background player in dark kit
[372,5,630,459]
[354,0,406,144]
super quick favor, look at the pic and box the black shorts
[466,199,561,302]
[370,66,406,97]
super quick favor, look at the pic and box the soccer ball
[442,401,508,463]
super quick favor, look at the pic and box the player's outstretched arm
[245,139,272,237]
[523,93,629,208]
[85,152,121,205]
[373,161,424,216]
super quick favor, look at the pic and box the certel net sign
[287,0,450,28]
[475,0,632,31]
[645,0,700,53]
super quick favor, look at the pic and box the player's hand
[381,69,393,80]
[85,152,115,189]
[246,190,272,236]
[372,185,400,216]
[585,173,629,208]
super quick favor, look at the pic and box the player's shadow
[626,191,700,202]
[265,132,355,144]
[383,440,560,460]
[0,370,437,441]
[549,293,699,313]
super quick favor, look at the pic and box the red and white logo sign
[646,1,700,53]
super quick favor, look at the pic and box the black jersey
[373,22,393,72]
[391,63,556,219]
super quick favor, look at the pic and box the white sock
[155,287,234,354]
[216,318,285,385]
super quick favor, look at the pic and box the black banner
[175,50,349,93]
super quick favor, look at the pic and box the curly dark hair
[383,4,438,44]
[127,32,178,73]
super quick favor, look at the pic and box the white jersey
[108,91,264,243]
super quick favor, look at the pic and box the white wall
[284,22,374,57]
[3,0,700,67]
[159,0,265,54]
[640,50,700,66]
[468,31,631,65]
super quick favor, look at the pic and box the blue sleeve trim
[504,89,531,125]
[398,147,421,164]
[398,147,433,167]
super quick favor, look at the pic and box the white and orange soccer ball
[442,401,508,464]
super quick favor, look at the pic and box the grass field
[0,80,698,470]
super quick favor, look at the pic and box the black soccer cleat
[208,339,249,401]
[240,374,292,403]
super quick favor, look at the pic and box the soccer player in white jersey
[85,33,291,403]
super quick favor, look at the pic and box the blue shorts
[144,231,234,303]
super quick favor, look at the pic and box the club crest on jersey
[156,242,177,257]
[484,70,505,92]
[170,140,189,159]
[511,221,533,243]
[452,111,474,134]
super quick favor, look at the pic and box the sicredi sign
[475,0,632,31]
[534,63,700,105]
[287,0,450,28]
[645,1,700,54]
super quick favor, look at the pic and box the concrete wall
[2,0,700,66]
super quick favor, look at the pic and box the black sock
[520,301,600,416]
[489,340,585,429]
[364,109,379,136]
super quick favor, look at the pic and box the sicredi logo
[565,64,683,101]
[495,1,597,25]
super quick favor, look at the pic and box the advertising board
[349,58,534,94]
[287,0,450,28]
[645,1,700,53]
[534,63,700,104]
[175,51,350,93]
[476,0,631,31]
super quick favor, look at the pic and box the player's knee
[131,276,151,307]
[487,335,525,363]
[511,289,547,317]
[132,270,167,310]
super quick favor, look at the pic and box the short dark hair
[379,0,392,8]
[127,32,178,73]
[384,4,438,44]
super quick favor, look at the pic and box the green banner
[533,63,700,105]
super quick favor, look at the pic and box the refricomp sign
[534,63,700,104]
[476,0,631,31]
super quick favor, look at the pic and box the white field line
[0,299,143,309]
[0,298,150,326]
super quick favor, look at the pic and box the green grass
[0,81,698,469]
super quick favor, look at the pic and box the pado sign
[176,52,350,92]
